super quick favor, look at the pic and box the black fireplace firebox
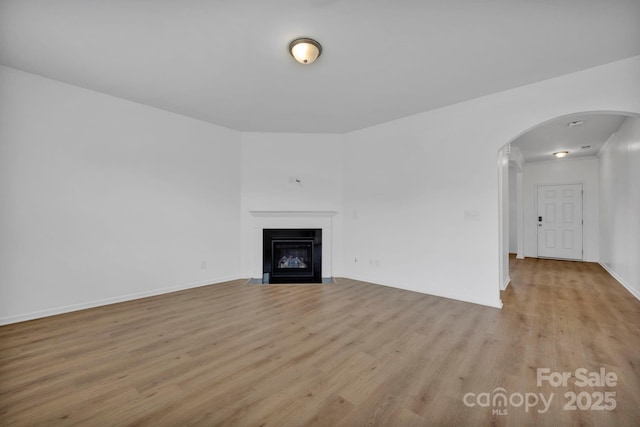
[263,229,322,283]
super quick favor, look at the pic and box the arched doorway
[498,111,639,294]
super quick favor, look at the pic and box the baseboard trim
[599,262,640,301]
[501,275,511,291]
[343,274,503,309]
[0,274,243,326]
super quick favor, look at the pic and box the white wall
[599,116,640,299]
[509,147,525,259]
[2,55,640,322]
[343,56,640,308]
[522,157,600,261]
[239,132,345,278]
[498,145,510,289]
[0,66,242,324]
[508,167,518,253]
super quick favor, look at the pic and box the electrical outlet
[464,210,480,221]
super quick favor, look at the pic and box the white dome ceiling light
[289,38,322,65]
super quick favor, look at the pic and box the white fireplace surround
[249,211,337,280]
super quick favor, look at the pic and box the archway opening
[498,111,639,296]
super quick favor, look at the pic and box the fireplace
[263,229,322,283]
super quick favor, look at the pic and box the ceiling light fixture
[553,151,569,158]
[289,38,322,64]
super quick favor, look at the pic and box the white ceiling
[511,113,627,163]
[1,0,639,133]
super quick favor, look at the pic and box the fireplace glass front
[273,240,313,273]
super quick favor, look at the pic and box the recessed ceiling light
[553,151,569,158]
[289,38,322,64]
[568,120,584,127]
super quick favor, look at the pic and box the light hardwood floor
[1,257,639,426]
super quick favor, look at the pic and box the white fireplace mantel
[249,210,338,218]
[249,210,338,279]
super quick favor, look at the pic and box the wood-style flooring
[1,256,639,426]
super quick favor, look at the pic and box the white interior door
[537,184,583,260]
